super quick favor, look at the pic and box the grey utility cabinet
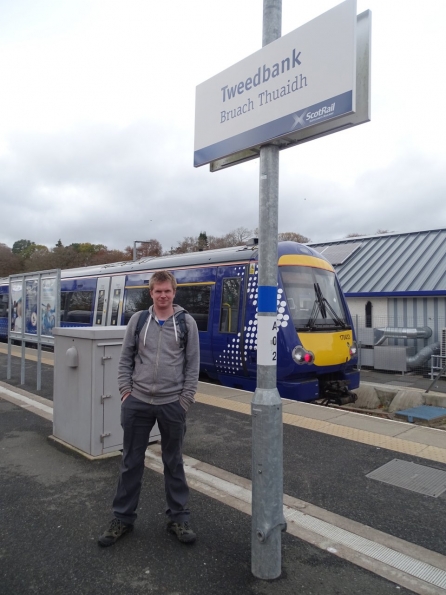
[52,326,159,457]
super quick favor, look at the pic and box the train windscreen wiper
[305,283,346,330]
[315,282,347,328]
[305,284,324,330]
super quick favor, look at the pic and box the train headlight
[349,342,358,357]
[292,346,314,365]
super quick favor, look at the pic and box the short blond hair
[148,270,177,292]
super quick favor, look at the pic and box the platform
[2,346,446,594]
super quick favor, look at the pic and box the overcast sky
[1,0,445,253]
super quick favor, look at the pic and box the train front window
[280,266,348,330]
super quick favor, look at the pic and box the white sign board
[194,0,357,168]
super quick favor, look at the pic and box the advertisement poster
[25,279,38,335]
[10,282,23,333]
[41,278,57,336]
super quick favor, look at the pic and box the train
[0,240,359,403]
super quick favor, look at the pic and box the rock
[352,385,380,409]
[375,388,398,411]
[388,390,426,413]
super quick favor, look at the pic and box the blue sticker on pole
[258,286,277,313]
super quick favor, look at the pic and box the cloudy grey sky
[1,0,445,253]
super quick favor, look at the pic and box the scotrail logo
[291,102,336,130]
[291,111,307,130]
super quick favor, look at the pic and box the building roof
[308,228,446,296]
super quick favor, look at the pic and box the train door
[106,276,126,326]
[93,277,111,326]
[93,276,127,326]
[211,264,251,389]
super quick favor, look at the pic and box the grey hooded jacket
[118,304,200,411]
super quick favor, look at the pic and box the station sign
[194,0,359,169]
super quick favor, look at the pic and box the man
[98,270,200,546]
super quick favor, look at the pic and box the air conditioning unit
[438,329,446,377]
[442,329,446,357]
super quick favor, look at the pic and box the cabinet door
[102,344,123,452]
[101,343,160,452]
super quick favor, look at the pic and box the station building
[308,228,446,375]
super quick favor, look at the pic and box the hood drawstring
[143,310,179,346]
[143,312,153,347]
[173,315,178,343]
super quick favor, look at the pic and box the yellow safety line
[0,349,444,464]
[195,393,446,464]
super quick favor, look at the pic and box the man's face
[150,280,175,313]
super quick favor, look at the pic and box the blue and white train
[0,241,359,403]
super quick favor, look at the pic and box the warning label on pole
[257,315,278,366]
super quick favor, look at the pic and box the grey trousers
[113,395,190,525]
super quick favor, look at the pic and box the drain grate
[366,459,446,497]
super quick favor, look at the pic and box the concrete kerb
[388,390,426,414]
[353,381,446,415]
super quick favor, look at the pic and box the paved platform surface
[360,367,446,394]
[1,351,446,594]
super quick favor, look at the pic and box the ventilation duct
[374,326,432,347]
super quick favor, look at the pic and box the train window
[61,291,94,324]
[281,266,347,330]
[220,278,241,333]
[175,285,211,332]
[0,294,8,318]
[123,288,152,325]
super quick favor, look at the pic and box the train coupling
[319,380,358,407]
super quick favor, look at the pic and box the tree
[207,234,235,250]
[197,232,208,251]
[24,245,51,272]
[169,236,199,254]
[65,243,109,266]
[124,239,162,260]
[345,233,363,238]
[90,248,129,265]
[12,239,34,256]
[0,244,21,276]
[226,227,253,246]
[278,232,310,243]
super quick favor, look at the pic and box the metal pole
[7,337,11,380]
[133,242,137,261]
[20,339,25,385]
[252,0,284,581]
[20,281,25,385]
[7,290,12,379]
[36,274,42,391]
